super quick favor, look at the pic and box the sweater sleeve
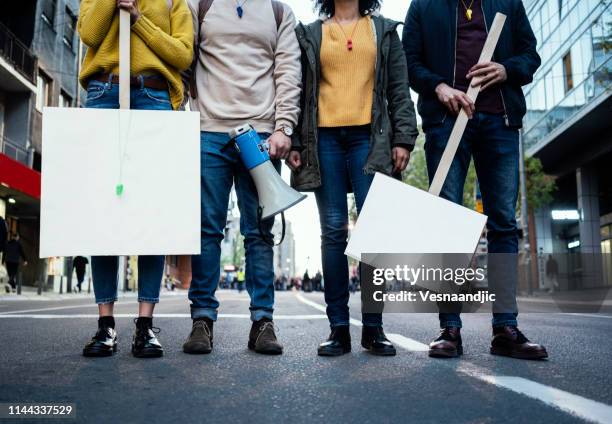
[273,5,302,131]
[78,0,117,48]
[131,1,194,72]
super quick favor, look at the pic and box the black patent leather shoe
[318,326,351,356]
[132,320,163,358]
[361,326,396,356]
[83,326,117,357]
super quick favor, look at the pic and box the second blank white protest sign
[40,107,201,258]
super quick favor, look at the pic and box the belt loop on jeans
[138,75,145,90]
[106,73,113,90]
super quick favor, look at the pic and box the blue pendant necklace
[235,0,249,18]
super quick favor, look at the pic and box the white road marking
[458,363,612,424]
[296,292,612,421]
[385,333,429,351]
[295,293,362,326]
[0,313,329,319]
[296,293,429,351]
[560,313,612,319]
[0,301,139,315]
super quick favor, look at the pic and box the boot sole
[490,346,548,360]
[83,343,117,357]
[428,345,463,358]
[361,342,397,356]
[317,346,351,357]
[132,347,164,358]
[248,341,283,355]
[183,343,213,354]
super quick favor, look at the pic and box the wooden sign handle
[119,10,131,110]
[428,13,507,197]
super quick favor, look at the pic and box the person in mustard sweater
[78,0,193,359]
[288,0,418,357]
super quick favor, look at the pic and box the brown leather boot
[248,318,283,355]
[490,326,548,360]
[429,327,462,358]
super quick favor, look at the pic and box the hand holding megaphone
[228,124,307,245]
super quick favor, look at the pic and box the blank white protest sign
[345,173,487,261]
[40,107,201,258]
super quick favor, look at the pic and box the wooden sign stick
[428,13,507,197]
[119,9,131,110]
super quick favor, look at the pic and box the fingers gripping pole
[428,13,506,198]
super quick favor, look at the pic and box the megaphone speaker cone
[250,161,307,220]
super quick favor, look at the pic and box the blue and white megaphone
[229,124,307,243]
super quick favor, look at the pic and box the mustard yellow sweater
[318,16,376,127]
[78,0,194,110]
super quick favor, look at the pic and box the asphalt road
[0,290,611,424]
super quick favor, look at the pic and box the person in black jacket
[3,233,27,291]
[403,0,547,360]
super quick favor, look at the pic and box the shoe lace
[133,318,160,337]
[94,327,110,341]
[256,321,278,344]
[436,327,458,342]
[192,320,211,338]
[508,326,529,344]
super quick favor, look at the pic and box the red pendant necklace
[333,16,361,51]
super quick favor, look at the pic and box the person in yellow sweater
[78,0,193,359]
[288,0,418,357]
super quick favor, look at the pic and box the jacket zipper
[481,1,509,127]
[444,3,460,124]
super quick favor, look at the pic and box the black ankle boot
[361,326,396,356]
[318,326,351,356]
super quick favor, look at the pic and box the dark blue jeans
[189,132,279,321]
[315,125,382,327]
[85,77,168,304]
[425,113,519,328]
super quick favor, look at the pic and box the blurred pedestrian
[72,256,89,293]
[3,233,27,292]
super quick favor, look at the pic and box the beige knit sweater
[187,0,301,134]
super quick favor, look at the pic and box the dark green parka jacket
[290,14,419,191]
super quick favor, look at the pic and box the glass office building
[522,0,611,289]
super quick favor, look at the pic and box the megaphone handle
[257,207,286,247]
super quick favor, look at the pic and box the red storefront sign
[0,154,41,199]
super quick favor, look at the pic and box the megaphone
[229,124,307,242]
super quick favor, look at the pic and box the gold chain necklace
[460,0,475,21]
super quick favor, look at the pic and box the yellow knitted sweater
[78,0,193,110]
[318,16,376,127]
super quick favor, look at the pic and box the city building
[522,0,611,289]
[1,0,82,289]
[272,219,295,279]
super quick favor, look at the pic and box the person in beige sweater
[183,0,301,356]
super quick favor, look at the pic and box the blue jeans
[315,125,382,327]
[85,77,168,304]
[189,132,279,321]
[425,113,519,328]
